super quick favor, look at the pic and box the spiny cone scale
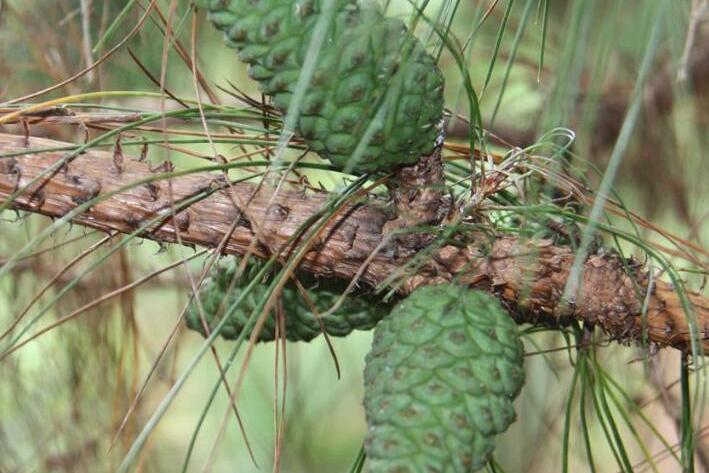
[364,284,525,472]
[185,258,392,341]
[197,0,444,173]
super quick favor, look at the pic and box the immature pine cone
[186,258,392,341]
[364,284,525,472]
[199,0,444,173]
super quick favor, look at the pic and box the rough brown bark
[0,133,707,352]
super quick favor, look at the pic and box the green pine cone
[199,0,444,173]
[363,284,525,472]
[185,258,391,342]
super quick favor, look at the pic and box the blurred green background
[0,0,707,472]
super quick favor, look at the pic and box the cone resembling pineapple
[363,284,525,472]
[186,258,391,341]
[195,0,444,173]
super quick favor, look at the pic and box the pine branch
[0,133,706,352]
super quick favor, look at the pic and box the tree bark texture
[0,133,707,352]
